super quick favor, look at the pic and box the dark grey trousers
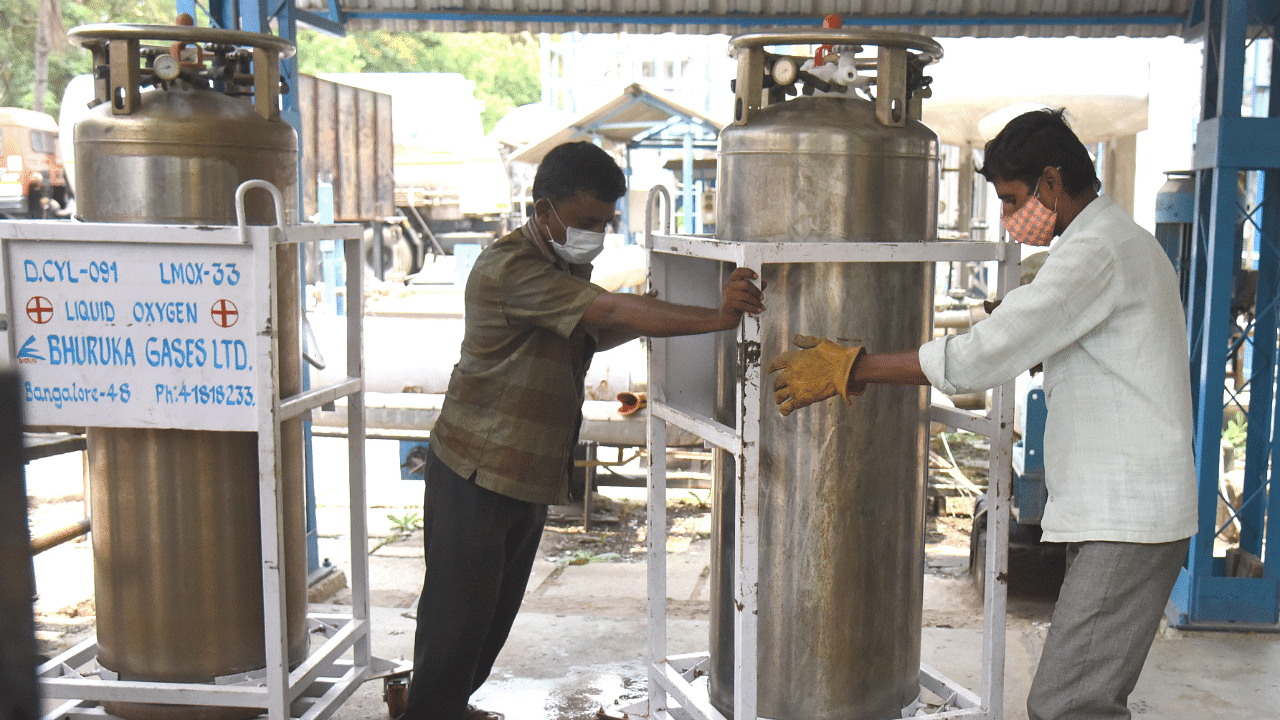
[400,447,547,720]
[1027,538,1189,720]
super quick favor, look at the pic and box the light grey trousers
[1027,538,1189,720]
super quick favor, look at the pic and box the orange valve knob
[170,14,204,66]
[815,15,842,64]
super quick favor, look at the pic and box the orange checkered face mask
[1003,178,1057,246]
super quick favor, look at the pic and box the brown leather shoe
[466,705,504,720]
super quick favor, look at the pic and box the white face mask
[543,202,606,264]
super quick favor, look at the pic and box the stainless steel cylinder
[710,93,937,719]
[75,44,307,719]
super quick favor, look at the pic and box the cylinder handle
[730,28,942,62]
[68,23,296,59]
[236,180,287,245]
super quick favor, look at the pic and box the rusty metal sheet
[297,74,393,223]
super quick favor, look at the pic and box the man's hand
[718,267,767,329]
[766,334,865,416]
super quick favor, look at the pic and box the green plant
[685,490,710,509]
[556,550,621,567]
[1224,412,1248,453]
[387,511,423,535]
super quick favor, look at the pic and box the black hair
[979,109,1101,197]
[532,141,628,205]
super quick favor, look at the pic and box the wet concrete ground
[26,437,1280,720]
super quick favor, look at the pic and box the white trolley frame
[4,181,378,720]
[641,186,1019,720]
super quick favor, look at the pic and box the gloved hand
[766,334,865,416]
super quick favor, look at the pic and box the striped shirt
[430,223,605,505]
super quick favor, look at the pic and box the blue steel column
[1185,174,1210,419]
[1238,30,1280,559]
[1243,164,1278,558]
[274,0,335,579]
[1174,0,1280,627]
[623,145,633,243]
[682,130,694,233]
[271,0,325,579]
[1184,0,1238,625]
[183,0,328,577]
[1260,21,1280,595]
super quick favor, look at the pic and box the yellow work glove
[766,334,865,416]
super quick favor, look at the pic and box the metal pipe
[30,517,90,555]
[934,306,990,329]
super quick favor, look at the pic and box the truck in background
[0,107,70,219]
[62,73,404,281]
[319,72,511,265]
[60,71,500,278]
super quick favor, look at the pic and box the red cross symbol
[211,299,239,328]
[26,296,53,324]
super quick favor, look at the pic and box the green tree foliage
[0,0,173,120]
[1,3,541,135]
[296,29,541,134]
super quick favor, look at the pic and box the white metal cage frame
[640,185,1018,720]
[1,181,381,720]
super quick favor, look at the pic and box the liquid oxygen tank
[68,22,307,720]
[709,29,943,720]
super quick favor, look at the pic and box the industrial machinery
[1155,171,1195,294]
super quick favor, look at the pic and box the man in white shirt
[767,108,1197,720]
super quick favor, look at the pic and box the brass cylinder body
[77,79,307,720]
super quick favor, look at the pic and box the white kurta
[919,195,1198,543]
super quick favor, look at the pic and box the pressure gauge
[772,57,799,86]
[154,54,181,81]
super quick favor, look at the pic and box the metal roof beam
[630,119,690,145]
[295,9,346,36]
[631,94,714,129]
[629,140,720,151]
[630,118,716,145]
[593,121,677,132]
[336,11,1189,29]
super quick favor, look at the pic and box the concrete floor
[25,437,1280,720]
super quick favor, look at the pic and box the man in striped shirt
[401,141,766,720]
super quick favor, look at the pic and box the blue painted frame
[1171,0,1280,629]
[173,0,346,579]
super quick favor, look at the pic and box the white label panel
[8,240,261,431]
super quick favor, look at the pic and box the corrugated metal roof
[294,0,1194,39]
[507,83,722,165]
